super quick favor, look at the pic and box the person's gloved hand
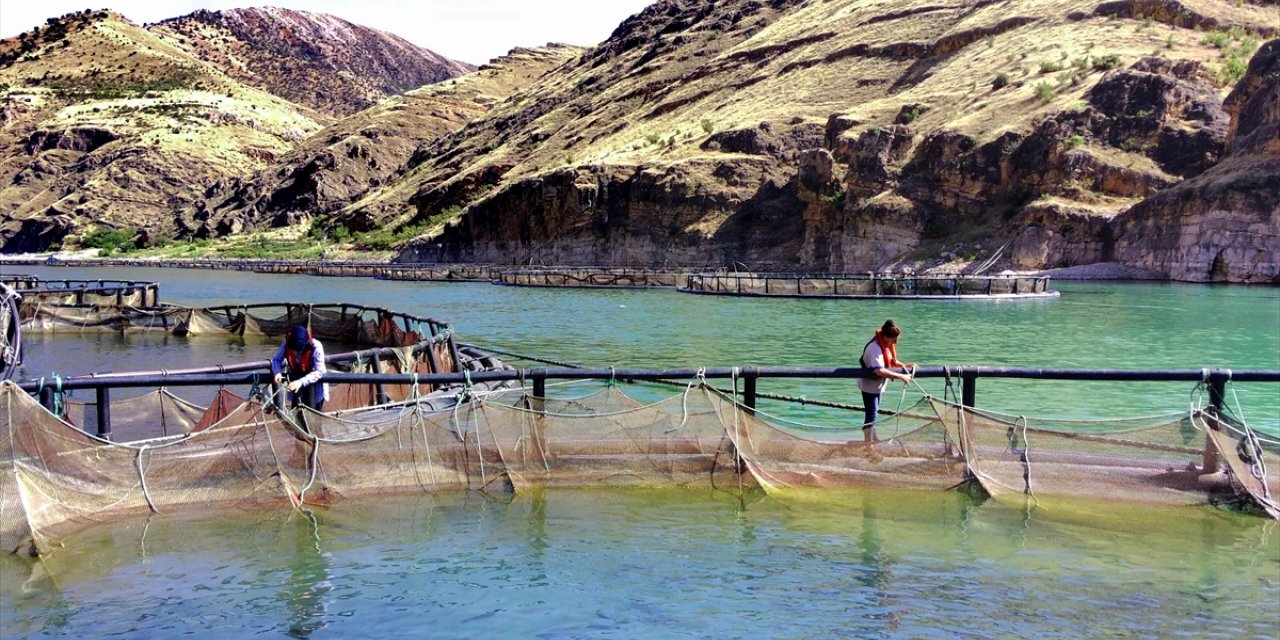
[273,373,284,385]
[287,380,304,393]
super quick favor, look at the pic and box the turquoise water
[12,266,1280,433]
[2,266,1279,638]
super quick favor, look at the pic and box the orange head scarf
[874,328,901,369]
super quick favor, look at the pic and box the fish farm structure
[1,276,1275,561]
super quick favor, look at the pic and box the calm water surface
[2,265,1278,638]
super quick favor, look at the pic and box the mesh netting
[64,390,207,441]
[1,383,302,556]
[723,394,965,493]
[4,380,1276,556]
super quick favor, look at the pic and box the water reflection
[855,497,903,634]
[1,488,1277,639]
[282,511,332,638]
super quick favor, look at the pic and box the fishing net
[930,397,1231,509]
[721,393,965,493]
[1,383,302,556]
[63,390,207,441]
[4,379,1276,557]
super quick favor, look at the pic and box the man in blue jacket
[271,324,329,411]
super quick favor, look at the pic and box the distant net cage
[3,375,1276,557]
[679,273,1056,299]
[496,268,681,288]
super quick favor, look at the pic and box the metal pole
[95,387,112,440]
[371,351,389,404]
[1203,371,1228,472]
[962,372,976,408]
[743,369,758,415]
[532,368,546,400]
[38,386,55,414]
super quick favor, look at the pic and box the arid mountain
[3,1,1277,281]
[150,8,475,117]
[296,0,1272,282]
[196,44,582,237]
[0,10,324,251]
[0,7,477,252]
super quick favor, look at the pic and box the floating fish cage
[680,272,1057,299]
[495,267,683,288]
[378,264,501,282]
[3,277,1278,561]
[3,364,1277,558]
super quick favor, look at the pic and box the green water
[2,489,1277,638]
[13,266,1280,433]
[2,266,1279,638]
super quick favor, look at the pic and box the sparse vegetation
[1091,54,1122,70]
[1201,28,1258,86]
[1039,60,1064,74]
[992,72,1010,90]
[1063,134,1085,149]
[81,227,138,255]
[700,119,714,134]
[1034,81,1056,103]
[1218,56,1249,85]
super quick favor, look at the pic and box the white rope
[1015,415,1040,507]
[134,445,159,513]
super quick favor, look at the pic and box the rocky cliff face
[1111,39,1280,283]
[376,0,1278,281]
[150,8,474,117]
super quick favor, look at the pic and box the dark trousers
[861,391,881,429]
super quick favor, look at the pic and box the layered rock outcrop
[1112,39,1280,283]
[382,0,1276,282]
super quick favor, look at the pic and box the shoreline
[0,253,1213,283]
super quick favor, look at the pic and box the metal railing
[18,365,1277,440]
[18,331,468,440]
[1,276,161,307]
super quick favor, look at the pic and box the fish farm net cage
[3,370,1277,557]
[680,272,1056,298]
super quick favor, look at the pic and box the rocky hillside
[0,8,476,252]
[0,10,324,251]
[195,44,582,237]
[312,0,1272,282]
[150,8,474,117]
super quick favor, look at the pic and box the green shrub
[1063,134,1085,149]
[992,72,1010,90]
[1203,31,1231,49]
[1218,56,1249,85]
[1034,81,1055,103]
[1039,60,1064,74]
[81,227,137,253]
[700,119,714,134]
[1092,53,1122,70]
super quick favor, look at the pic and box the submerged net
[3,379,1276,556]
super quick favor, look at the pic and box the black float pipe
[95,387,112,440]
[743,368,758,415]
[18,367,1280,392]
